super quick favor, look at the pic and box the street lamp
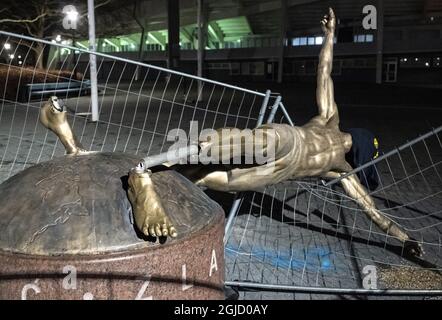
[63,6,79,72]
[54,35,62,67]
[66,8,79,22]
[3,43,11,50]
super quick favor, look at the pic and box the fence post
[266,96,282,124]
[87,0,99,122]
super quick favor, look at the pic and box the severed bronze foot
[39,96,87,155]
[127,162,177,239]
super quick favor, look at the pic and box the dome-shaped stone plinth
[0,153,224,300]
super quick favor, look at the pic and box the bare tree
[0,0,111,69]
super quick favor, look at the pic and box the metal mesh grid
[1,31,442,297]
[225,119,442,294]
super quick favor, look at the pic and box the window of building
[249,62,265,75]
[241,62,250,75]
[315,36,324,45]
[230,62,241,75]
[292,36,323,46]
[354,34,374,43]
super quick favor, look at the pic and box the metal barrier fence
[1,30,441,298]
[0,31,279,181]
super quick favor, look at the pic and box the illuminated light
[66,8,78,22]
[18,55,21,59]
[4,43,11,50]
[437,57,440,61]
[403,58,407,62]
[130,43,135,49]
[18,61,22,65]
[102,42,106,47]
[425,62,430,67]
[179,42,182,46]
[415,58,419,62]
[56,34,61,42]
[9,54,14,59]
[237,39,241,43]
[315,36,323,45]
[51,39,56,43]
[61,40,67,45]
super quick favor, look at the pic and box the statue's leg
[199,125,279,164]
[127,163,177,238]
[324,171,423,257]
[39,96,86,154]
[189,124,293,192]
[195,160,289,192]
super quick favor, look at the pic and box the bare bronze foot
[127,162,177,239]
[39,96,86,155]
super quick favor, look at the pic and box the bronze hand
[320,7,336,35]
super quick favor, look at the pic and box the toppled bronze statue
[171,8,422,256]
[38,8,422,257]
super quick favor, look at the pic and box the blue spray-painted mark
[225,244,334,272]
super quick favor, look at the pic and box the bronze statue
[38,8,421,256]
[173,8,422,256]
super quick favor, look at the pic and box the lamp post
[87,0,99,122]
[63,6,79,72]
[55,35,62,67]
[61,3,98,122]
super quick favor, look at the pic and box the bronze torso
[194,122,353,192]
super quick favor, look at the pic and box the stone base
[0,153,225,300]
[0,213,224,300]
